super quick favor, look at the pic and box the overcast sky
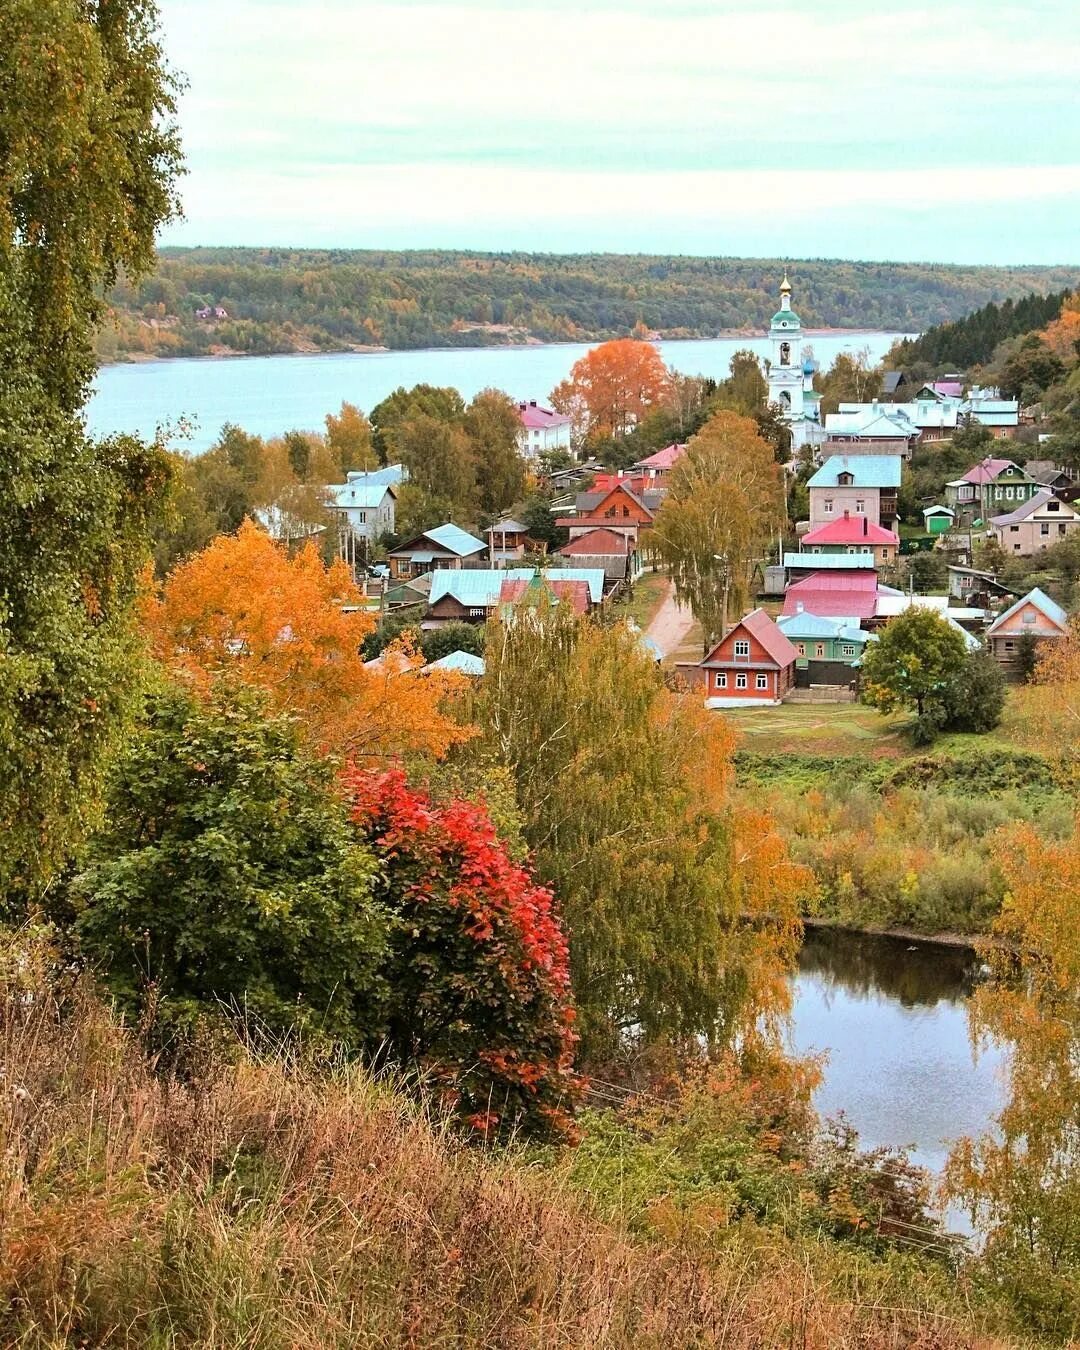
[157,0,1080,265]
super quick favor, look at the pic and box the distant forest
[890,289,1074,370]
[98,248,1080,362]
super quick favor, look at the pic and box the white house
[517,401,572,459]
[326,470,399,562]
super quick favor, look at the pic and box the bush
[940,651,1006,734]
[420,621,485,663]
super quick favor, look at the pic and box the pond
[789,928,1007,1219]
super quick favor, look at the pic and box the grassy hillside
[99,248,1079,361]
[1,931,1022,1349]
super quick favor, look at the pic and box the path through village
[643,578,696,659]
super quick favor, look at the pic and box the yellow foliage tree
[146,520,469,762]
[1041,295,1080,362]
[551,338,670,443]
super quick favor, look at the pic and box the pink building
[984,588,1070,672]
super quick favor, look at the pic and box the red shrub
[345,767,581,1139]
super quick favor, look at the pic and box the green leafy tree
[476,607,804,1056]
[940,650,1006,733]
[0,0,182,905]
[519,493,564,550]
[369,384,465,461]
[420,622,485,663]
[1015,630,1041,683]
[652,411,786,648]
[69,682,389,1042]
[999,335,1066,400]
[905,550,948,592]
[860,609,969,730]
[463,387,526,517]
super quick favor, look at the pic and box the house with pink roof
[945,458,1040,522]
[516,400,572,460]
[556,527,642,581]
[800,511,899,567]
[631,443,686,482]
[782,570,882,621]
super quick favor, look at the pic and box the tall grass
[0,932,1015,1348]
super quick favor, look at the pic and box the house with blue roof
[984,588,1070,674]
[424,566,607,627]
[807,455,903,531]
[386,523,488,580]
[776,611,875,673]
[326,470,399,551]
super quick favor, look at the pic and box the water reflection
[788,927,1006,1187]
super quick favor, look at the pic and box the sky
[157,0,1080,265]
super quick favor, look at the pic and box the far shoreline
[97,327,915,370]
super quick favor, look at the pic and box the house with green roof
[386,523,488,580]
[776,611,874,672]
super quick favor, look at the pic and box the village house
[631,443,686,483]
[487,517,533,565]
[947,565,1020,608]
[422,566,606,627]
[964,389,1020,438]
[989,488,1080,555]
[385,523,488,580]
[424,650,485,677]
[915,379,964,401]
[799,510,900,566]
[806,455,902,530]
[556,480,661,544]
[881,370,911,400]
[824,404,919,458]
[944,458,1040,523]
[782,569,883,621]
[326,472,398,550]
[783,552,877,584]
[556,527,643,582]
[984,588,1070,672]
[691,609,799,708]
[776,610,874,685]
[516,401,572,460]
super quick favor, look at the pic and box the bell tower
[767,272,804,421]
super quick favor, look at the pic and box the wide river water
[791,928,1005,1226]
[88,331,909,455]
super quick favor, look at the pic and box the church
[766,274,825,452]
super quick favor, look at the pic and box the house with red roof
[690,609,798,708]
[631,443,686,482]
[556,527,642,581]
[556,481,660,545]
[516,400,572,460]
[800,510,899,567]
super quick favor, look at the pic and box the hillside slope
[99,247,1079,361]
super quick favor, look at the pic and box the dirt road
[643,579,695,658]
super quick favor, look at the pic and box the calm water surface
[790,929,1006,1199]
[88,331,909,454]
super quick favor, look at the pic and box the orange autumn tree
[146,520,469,761]
[551,338,670,445]
[1040,293,1080,362]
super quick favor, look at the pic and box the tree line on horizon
[97,245,1079,361]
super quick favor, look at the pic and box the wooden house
[385,523,488,580]
[984,588,1070,672]
[692,609,798,708]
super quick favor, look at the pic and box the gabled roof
[961,458,1025,485]
[633,443,686,471]
[922,504,955,518]
[429,566,606,608]
[499,576,591,616]
[518,402,571,430]
[557,528,631,556]
[801,516,899,546]
[705,608,798,668]
[345,464,405,486]
[488,518,528,533]
[882,371,907,395]
[932,380,964,399]
[784,552,877,570]
[807,455,903,489]
[985,587,1069,637]
[783,570,881,620]
[425,650,485,675]
[990,488,1080,527]
[327,481,395,510]
[777,612,869,642]
[575,481,657,516]
[827,408,919,439]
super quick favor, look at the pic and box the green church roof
[771,309,801,326]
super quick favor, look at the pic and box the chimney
[529,399,537,408]
[863,516,868,536]
[843,508,850,520]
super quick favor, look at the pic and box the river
[87,331,909,455]
[790,928,1006,1226]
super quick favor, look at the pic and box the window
[796,643,805,655]
[734,639,750,658]
[815,643,825,657]
[1010,525,1019,532]
[1003,640,1015,651]
[715,672,727,689]
[356,511,367,523]
[468,607,486,617]
[1048,499,1060,511]
[1060,523,1068,535]
[841,644,856,657]
[1041,522,1050,535]
[1023,609,1036,624]
[756,674,768,690]
[838,472,853,486]
[736,673,747,689]
[824,498,834,514]
[855,498,865,512]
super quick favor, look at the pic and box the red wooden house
[555,481,659,544]
[691,609,798,708]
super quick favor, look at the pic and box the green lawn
[613,571,670,631]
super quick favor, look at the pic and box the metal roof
[425,650,485,675]
[425,523,488,556]
[784,552,876,570]
[777,613,869,642]
[986,587,1069,636]
[429,566,606,608]
[327,481,395,510]
[807,455,903,489]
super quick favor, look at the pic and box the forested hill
[890,288,1075,369]
[99,248,1080,361]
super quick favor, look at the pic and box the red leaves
[344,766,581,1138]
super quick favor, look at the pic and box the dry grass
[0,934,1011,1349]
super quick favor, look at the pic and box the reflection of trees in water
[797,927,982,1008]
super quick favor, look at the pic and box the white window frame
[736,673,747,690]
[755,673,768,690]
[716,672,727,689]
[734,639,750,658]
